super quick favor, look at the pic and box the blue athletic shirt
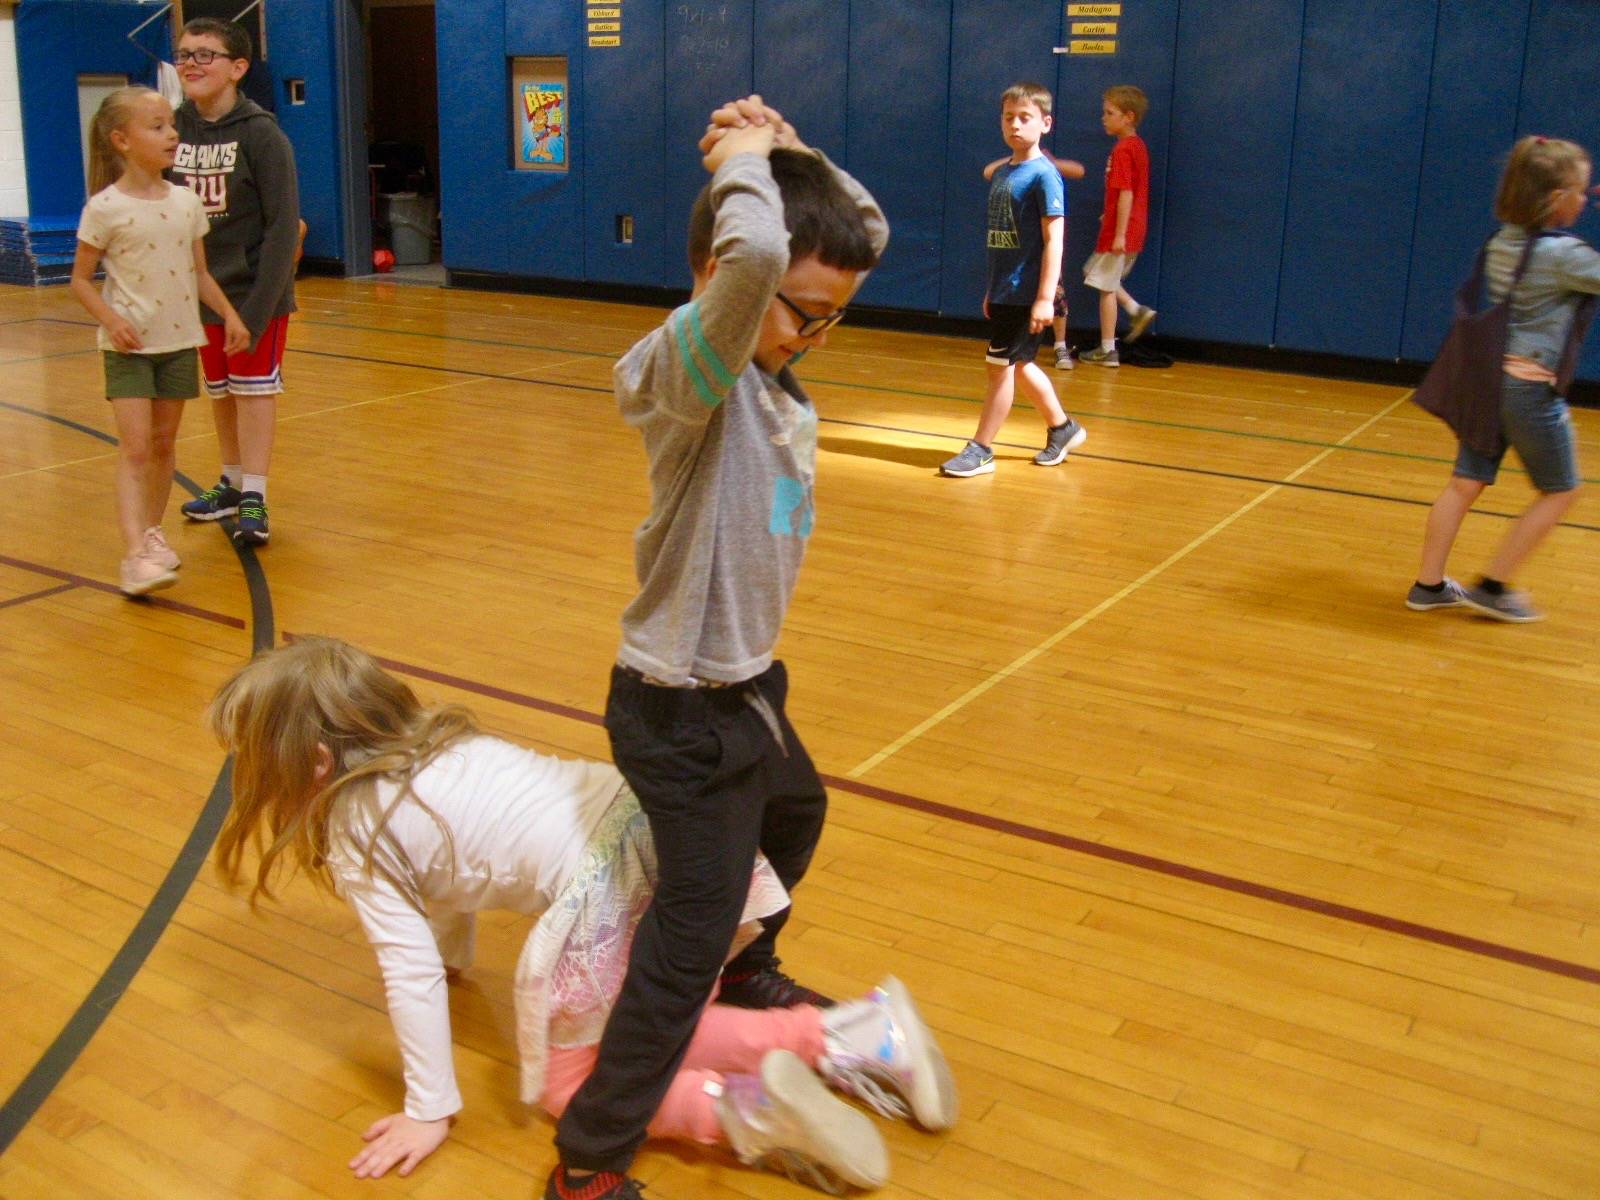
[985,157,1065,306]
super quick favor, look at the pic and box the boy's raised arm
[618,100,787,422]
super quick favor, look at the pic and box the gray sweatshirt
[173,97,299,338]
[614,151,888,685]
[1485,224,1600,373]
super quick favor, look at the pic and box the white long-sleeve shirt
[328,735,625,1120]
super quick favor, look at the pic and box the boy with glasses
[170,18,300,547]
[546,96,888,1200]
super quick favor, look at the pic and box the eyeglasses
[777,292,847,338]
[173,48,233,66]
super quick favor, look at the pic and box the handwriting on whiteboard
[675,4,731,73]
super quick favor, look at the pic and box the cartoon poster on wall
[521,82,566,167]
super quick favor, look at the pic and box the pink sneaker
[119,550,178,597]
[144,526,180,571]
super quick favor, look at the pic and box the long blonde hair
[209,636,478,910]
[87,86,162,196]
[1495,136,1591,228]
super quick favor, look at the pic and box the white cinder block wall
[0,3,27,219]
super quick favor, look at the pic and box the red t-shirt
[1095,134,1149,254]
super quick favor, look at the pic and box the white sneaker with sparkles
[718,1049,889,1194]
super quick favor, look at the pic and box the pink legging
[541,1003,826,1145]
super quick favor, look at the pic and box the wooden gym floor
[1,275,1598,1199]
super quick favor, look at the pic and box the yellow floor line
[846,392,1412,779]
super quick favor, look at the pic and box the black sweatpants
[554,660,829,1173]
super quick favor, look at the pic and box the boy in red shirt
[1080,85,1154,367]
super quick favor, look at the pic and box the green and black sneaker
[232,492,270,547]
[182,477,242,521]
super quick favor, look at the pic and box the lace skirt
[516,782,790,1102]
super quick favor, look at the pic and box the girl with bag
[1409,136,1599,622]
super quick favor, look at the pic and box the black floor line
[267,353,1600,536]
[0,408,274,1155]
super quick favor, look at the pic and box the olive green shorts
[103,348,199,401]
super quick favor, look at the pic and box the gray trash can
[379,191,436,265]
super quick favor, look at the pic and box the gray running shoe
[1054,345,1075,370]
[1462,585,1542,623]
[1080,345,1119,367]
[1404,578,1467,611]
[940,440,995,477]
[818,975,958,1132]
[1126,305,1158,342]
[1034,417,1087,466]
[718,1049,889,1194]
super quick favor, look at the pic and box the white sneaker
[119,550,177,597]
[718,1049,889,1194]
[144,526,180,571]
[819,976,958,1131]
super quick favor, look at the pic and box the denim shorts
[1453,377,1580,493]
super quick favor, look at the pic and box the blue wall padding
[1518,0,1600,380]
[846,0,948,311]
[437,2,506,272]
[1054,0,1178,325]
[663,1,754,280]
[1275,0,1436,358]
[753,1,849,166]
[1399,2,1527,364]
[267,4,344,262]
[937,0,1060,319]
[503,2,586,279]
[36,2,1600,379]
[583,0,666,286]
[1158,0,1302,345]
[17,0,163,217]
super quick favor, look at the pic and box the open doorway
[365,0,440,283]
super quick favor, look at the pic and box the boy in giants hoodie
[171,18,299,548]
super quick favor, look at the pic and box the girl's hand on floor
[348,1112,452,1179]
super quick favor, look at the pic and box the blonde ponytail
[86,86,162,195]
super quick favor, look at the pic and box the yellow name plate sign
[587,34,621,46]
[1068,38,1117,54]
[1067,3,1121,15]
[1072,21,1117,34]
[588,20,620,32]
[587,6,622,16]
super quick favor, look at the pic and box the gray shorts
[103,348,199,401]
[1453,377,1580,493]
[1084,250,1138,293]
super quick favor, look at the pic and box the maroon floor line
[307,638,1598,987]
[0,582,78,611]
[0,553,246,629]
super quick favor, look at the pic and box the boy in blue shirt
[942,82,1087,477]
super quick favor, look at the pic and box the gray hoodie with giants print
[173,97,299,339]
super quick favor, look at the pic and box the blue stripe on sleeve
[670,305,722,408]
[686,303,736,390]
